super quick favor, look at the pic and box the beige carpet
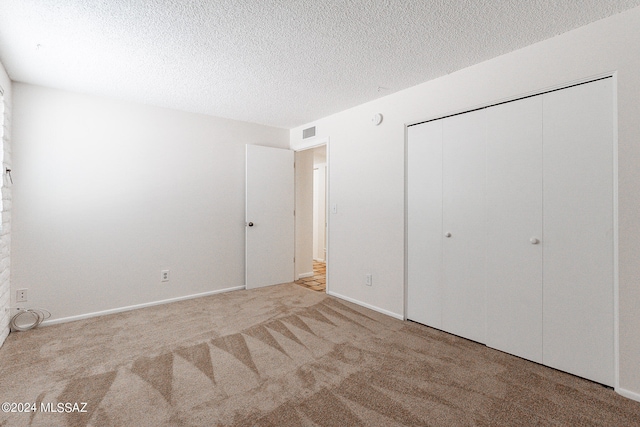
[1,283,639,427]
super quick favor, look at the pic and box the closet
[407,77,615,386]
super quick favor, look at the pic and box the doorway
[294,144,327,292]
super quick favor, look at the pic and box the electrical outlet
[16,289,27,302]
[365,274,372,287]
[161,270,170,282]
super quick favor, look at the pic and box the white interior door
[246,145,294,289]
[486,96,543,362]
[407,120,444,329]
[542,78,614,386]
[442,110,487,343]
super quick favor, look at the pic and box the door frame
[293,136,330,293]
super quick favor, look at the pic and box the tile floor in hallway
[294,261,326,292]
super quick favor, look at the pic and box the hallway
[294,261,326,292]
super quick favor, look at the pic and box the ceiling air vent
[302,126,316,139]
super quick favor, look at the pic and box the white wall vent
[303,126,316,139]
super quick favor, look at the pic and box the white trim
[611,72,620,390]
[403,123,409,320]
[327,291,403,320]
[616,387,640,403]
[325,139,331,294]
[41,286,244,327]
[297,272,314,280]
[292,136,329,152]
[312,258,325,262]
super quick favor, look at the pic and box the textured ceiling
[0,1,639,129]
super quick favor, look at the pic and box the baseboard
[313,258,325,262]
[41,286,245,327]
[327,291,403,320]
[297,272,314,280]
[616,387,640,403]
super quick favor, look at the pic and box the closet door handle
[530,237,540,244]
[444,232,452,238]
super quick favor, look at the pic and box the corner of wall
[0,73,12,347]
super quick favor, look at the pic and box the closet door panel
[442,110,486,343]
[486,96,543,362]
[407,121,443,328]
[542,78,614,386]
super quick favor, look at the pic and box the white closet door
[486,96,543,362]
[542,78,614,386]
[407,121,443,328]
[442,110,486,343]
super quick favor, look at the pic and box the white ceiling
[1,1,639,129]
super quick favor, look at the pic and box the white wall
[12,83,289,322]
[0,61,12,346]
[294,149,313,278]
[290,6,640,398]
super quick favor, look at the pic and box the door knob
[530,237,539,244]
[248,222,254,227]
[444,232,452,238]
